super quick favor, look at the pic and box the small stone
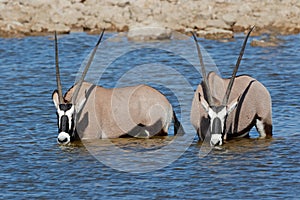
[250,39,278,47]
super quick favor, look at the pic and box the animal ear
[227,95,240,114]
[198,93,209,112]
[52,90,60,109]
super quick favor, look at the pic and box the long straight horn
[55,31,64,104]
[191,32,214,106]
[72,29,105,104]
[222,26,255,105]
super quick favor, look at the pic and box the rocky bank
[0,0,300,39]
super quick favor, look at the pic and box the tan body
[52,31,182,145]
[63,82,174,139]
[191,72,272,141]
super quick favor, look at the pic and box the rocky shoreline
[0,0,300,40]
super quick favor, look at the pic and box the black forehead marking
[211,106,225,113]
[59,104,73,111]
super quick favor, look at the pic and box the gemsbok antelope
[190,27,272,146]
[52,30,182,145]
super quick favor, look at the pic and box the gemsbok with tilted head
[190,27,272,146]
[52,30,182,145]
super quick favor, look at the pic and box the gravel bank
[0,0,299,39]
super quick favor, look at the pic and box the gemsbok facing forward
[52,31,181,145]
[190,27,272,146]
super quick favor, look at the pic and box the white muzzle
[210,134,222,146]
[57,132,70,145]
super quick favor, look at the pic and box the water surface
[0,32,299,199]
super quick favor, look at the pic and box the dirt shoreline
[0,0,300,39]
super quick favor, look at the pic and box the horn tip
[95,29,105,47]
[247,25,255,36]
[191,31,197,41]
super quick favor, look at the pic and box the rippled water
[0,32,299,199]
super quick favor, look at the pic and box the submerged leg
[255,119,272,138]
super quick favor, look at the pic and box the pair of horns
[54,29,105,104]
[192,26,255,106]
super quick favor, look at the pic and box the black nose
[214,140,220,146]
[58,137,68,143]
[210,140,220,146]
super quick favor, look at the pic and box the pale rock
[250,35,282,47]
[195,30,206,38]
[237,4,252,15]
[255,12,275,27]
[206,19,231,30]
[47,23,71,33]
[184,27,194,33]
[115,0,131,7]
[127,25,172,41]
[162,15,185,31]
[30,23,44,32]
[233,15,255,32]
[222,13,237,26]
[111,6,130,31]
[72,2,85,11]
[83,16,98,29]
[57,0,72,8]
[29,0,50,8]
[129,3,152,23]
[95,5,115,23]
[250,39,278,47]
[198,6,213,20]
[61,10,82,26]
[190,19,207,30]
[203,28,233,39]
[4,21,23,31]
[31,8,51,25]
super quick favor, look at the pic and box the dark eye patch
[59,104,73,111]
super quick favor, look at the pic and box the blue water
[0,32,299,199]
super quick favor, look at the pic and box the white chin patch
[57,132,71,145]
[210,134,222,146]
